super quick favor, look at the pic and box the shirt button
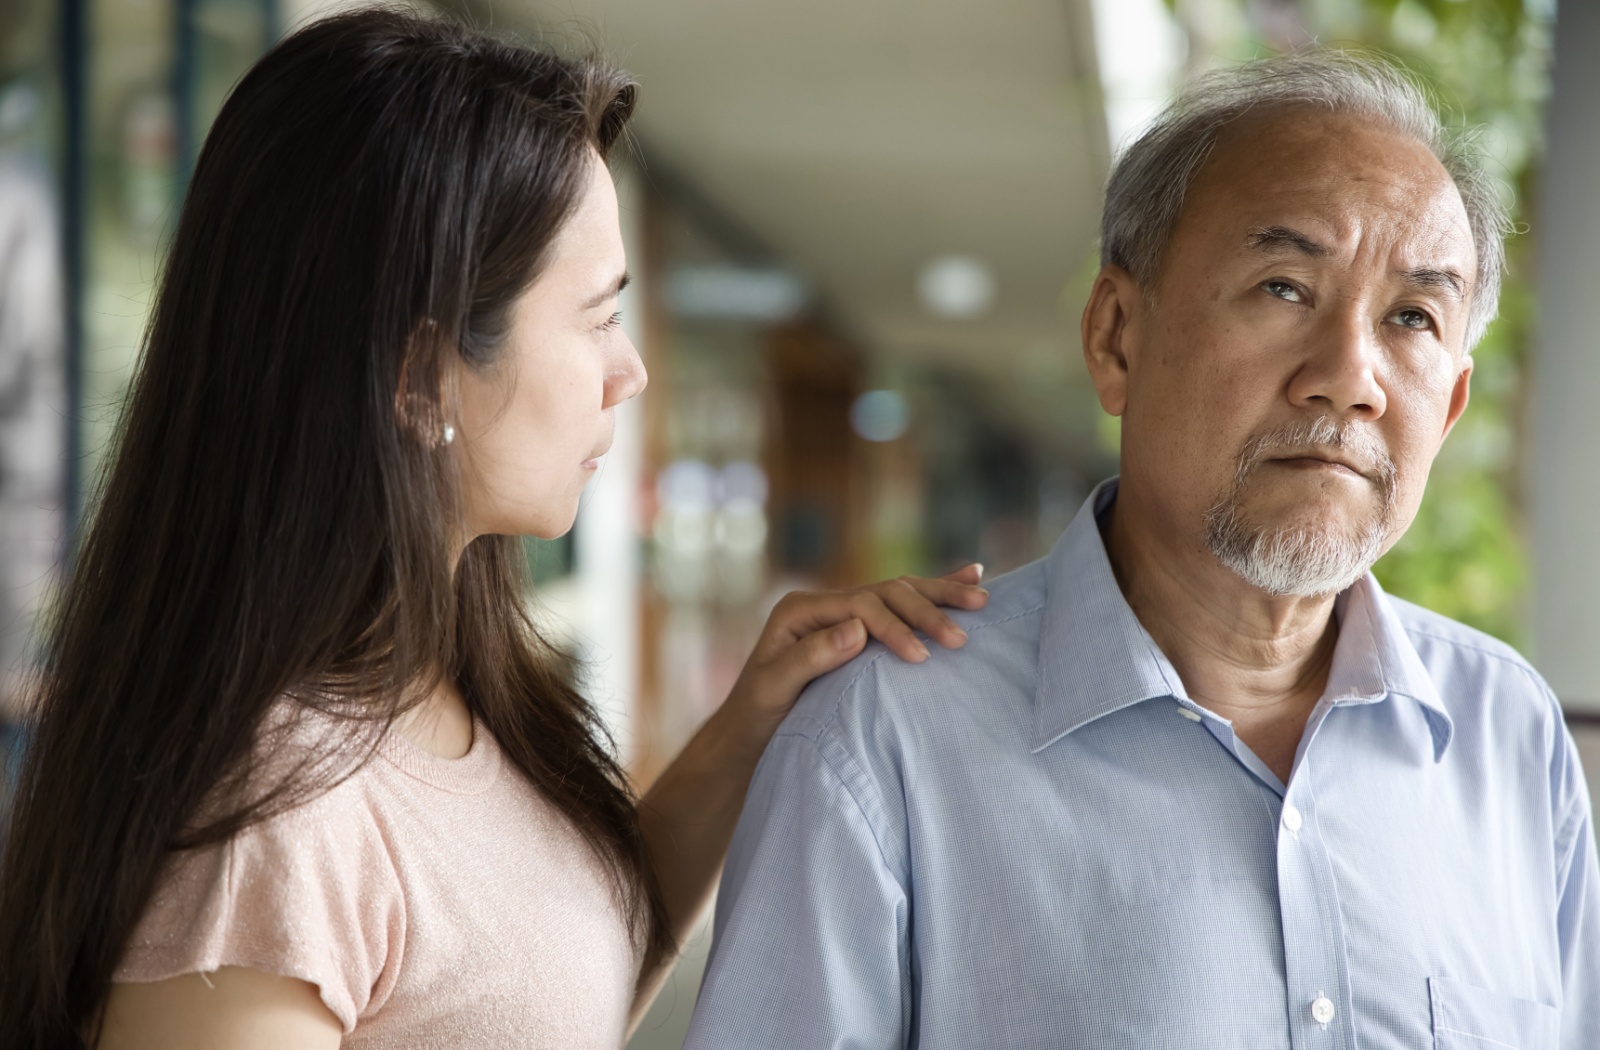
[1282,804,1304,832]
[1310,997,1336,1024]
[1176,703,1202,722]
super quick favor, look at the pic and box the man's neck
[1102,486,1340,784]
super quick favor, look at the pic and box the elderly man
[683,52,1599,1049]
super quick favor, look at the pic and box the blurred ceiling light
[917,255,995,319]
[666,266,807,322]
[718,460,769,506]
[850,389,910,443]
[657,458,717,513]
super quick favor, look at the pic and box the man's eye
[1391,308,1432,331]
[1263,280,1303,303]
[599,311,623,332]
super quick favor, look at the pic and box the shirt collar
[1324,572,1454,760]
[1033,479,1186,752]
[1033,478,1454,761]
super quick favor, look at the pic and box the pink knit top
[115,715,639,1047]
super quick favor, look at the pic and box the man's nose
[1286,303,1388,421]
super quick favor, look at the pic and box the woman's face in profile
[454,154,647,540]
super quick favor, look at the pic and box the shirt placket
[1176,692,1362,1049]
[1277,703,1357,1050]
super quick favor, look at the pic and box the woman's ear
[394,319,457,448]
[1080,265,1142,418]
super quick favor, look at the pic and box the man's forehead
[1192,113,1476,275]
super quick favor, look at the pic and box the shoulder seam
[1403,626,1536,675]
[779,598,1048,742]
[771,732,905,883]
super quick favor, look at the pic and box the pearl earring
[442,423,456,446]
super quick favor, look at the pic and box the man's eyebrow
[582,271,631,310]
[1246,226,1331,257]
[1397,266,1466,300]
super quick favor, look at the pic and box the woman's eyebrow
[581,271,631,310]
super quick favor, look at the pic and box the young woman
[0,9,986,1048]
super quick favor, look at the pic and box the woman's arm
[98,969,341,1050]
[630,568,986,1024]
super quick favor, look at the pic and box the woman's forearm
[630,704,767,1023]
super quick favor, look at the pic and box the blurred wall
[1532,0,1600,714]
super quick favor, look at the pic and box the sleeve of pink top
[114,782,406,1033]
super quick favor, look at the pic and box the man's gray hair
[1101,51,1512,349]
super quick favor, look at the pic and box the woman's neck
[394,678,474,759]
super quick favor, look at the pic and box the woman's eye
[1391,308,1432,331]
[1263,280,1303,303]
[598,311,623,332]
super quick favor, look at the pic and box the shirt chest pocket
[1430,977,1561,1050]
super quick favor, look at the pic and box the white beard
[1204,416,1397,598]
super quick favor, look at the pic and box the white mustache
[1234,415,1397,496]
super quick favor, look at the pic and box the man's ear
[1080,265,1142,417]
[1439,355,1473,443]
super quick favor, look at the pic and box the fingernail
[835,620,865,651]
[973,563,984,579]
[915,642,930,660]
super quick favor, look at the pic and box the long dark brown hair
[0,9,668,1045]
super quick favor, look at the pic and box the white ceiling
[453,0,1112,390]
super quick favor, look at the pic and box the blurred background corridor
[1,1,1596,1044]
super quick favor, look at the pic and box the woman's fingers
[940,562,985,586]
[787,585,915,659]
[728,565,987,730]
[757,591,856,652]
[897,569,989,612]
[753,566,987,667]
[860,578,964,652]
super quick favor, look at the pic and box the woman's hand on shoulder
[634,564,988,992]
[98,968,341,1050]
[722,564,989,743]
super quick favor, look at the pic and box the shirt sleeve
[684,729,913,1050]
[114,782,406,1033]
[1553,727,1600,1050]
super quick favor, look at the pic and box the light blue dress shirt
[685,480,1600,1050]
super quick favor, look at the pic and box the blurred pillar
[764,325,865,590]
[574,165,648,760]
[60,0,86,544]
[172,0,198,197]
[1531,0,1600,712]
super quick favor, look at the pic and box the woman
[0,9,986,1048]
